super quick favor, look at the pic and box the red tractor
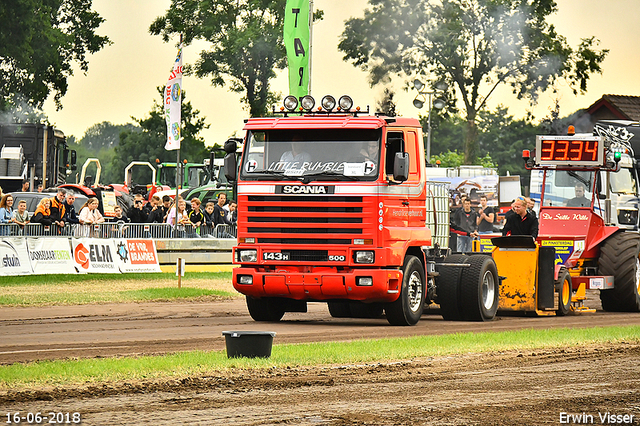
[510,127,640,314]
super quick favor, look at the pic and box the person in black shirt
[566,184,590,207]
[452,198,478,253]
[502,196,538,238]
[476,195,495,234]
[128,194,148,223]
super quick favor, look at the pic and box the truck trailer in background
[0,123,76,192]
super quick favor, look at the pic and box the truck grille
[242,194,371,246]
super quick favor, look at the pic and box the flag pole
[174,33,183,226]
[308,0,314,95]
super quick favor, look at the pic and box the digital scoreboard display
[535,135,604,166]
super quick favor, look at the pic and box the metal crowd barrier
[0,222,237,239]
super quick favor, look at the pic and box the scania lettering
[225,94,499,325]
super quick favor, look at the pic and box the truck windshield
[542,170,594,207]
[240,129,382,181]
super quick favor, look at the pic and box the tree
[0,0,110,111]
[111,89,210,185]
[339,0,608,163]
[150,0,287,117]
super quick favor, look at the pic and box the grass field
[1,326,638,389]
[0,272,238,306]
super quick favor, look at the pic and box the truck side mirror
[393,152,409,182]
[224,153,237,182]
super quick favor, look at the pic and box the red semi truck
[224,95,498,325]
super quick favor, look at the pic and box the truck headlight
[357,277,373,286]
[354,251,375,264]
[238,249,258,262]
[618,209,638,225]
[238,275,253,285]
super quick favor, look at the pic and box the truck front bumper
[233,266,402,303]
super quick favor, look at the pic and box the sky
[42,0,640,149]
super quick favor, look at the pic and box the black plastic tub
[222,331,276,358]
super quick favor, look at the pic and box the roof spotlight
[301,95,315,111]
[283,95,298,112]
[338,95,353,111]
[321,95,336,111]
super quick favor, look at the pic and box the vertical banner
[284,0,310,100]
[164,43,183,151]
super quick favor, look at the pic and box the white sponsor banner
[0,238,32,276]
[27,238,76,275]
[114,239,161,273]
[72,238,119,273]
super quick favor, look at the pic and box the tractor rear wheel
[598,232,640,312]
[555,267,572,316]
[246,296,286,321]
[459,255,499,321]
[436,254,468,321]
[385,255,426,326]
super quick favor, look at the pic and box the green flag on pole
[284,0,310,100]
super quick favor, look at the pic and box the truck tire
[327,301,351,318]
[245,296,286,322]
[349,302,384,319]
[385,255,426,326]
[459,255,499,321]
[598,232,640,312]
[556,267,572,316]
[436,254,468,321]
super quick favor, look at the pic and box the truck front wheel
[246,296,286,322]
[385,255,426,326]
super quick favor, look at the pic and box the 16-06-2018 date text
[5,412,81,424]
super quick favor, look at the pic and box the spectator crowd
[0,185,237,239]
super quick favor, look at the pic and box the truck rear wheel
[246,296,286,322]
[598,232,640,312]
[436,254,468,321]
[385,255,426,326]
[556,267,572,316]
[459,255,499,321]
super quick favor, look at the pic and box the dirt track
[1,293,640,425]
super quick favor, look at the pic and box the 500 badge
[263,252,290,261]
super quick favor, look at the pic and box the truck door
[384,131,409,229]
[404,130,425,228]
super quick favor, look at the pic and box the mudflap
[537,246,555,310]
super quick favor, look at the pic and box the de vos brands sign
[114,239,161,273]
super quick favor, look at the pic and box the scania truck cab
[225,95,499,325]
